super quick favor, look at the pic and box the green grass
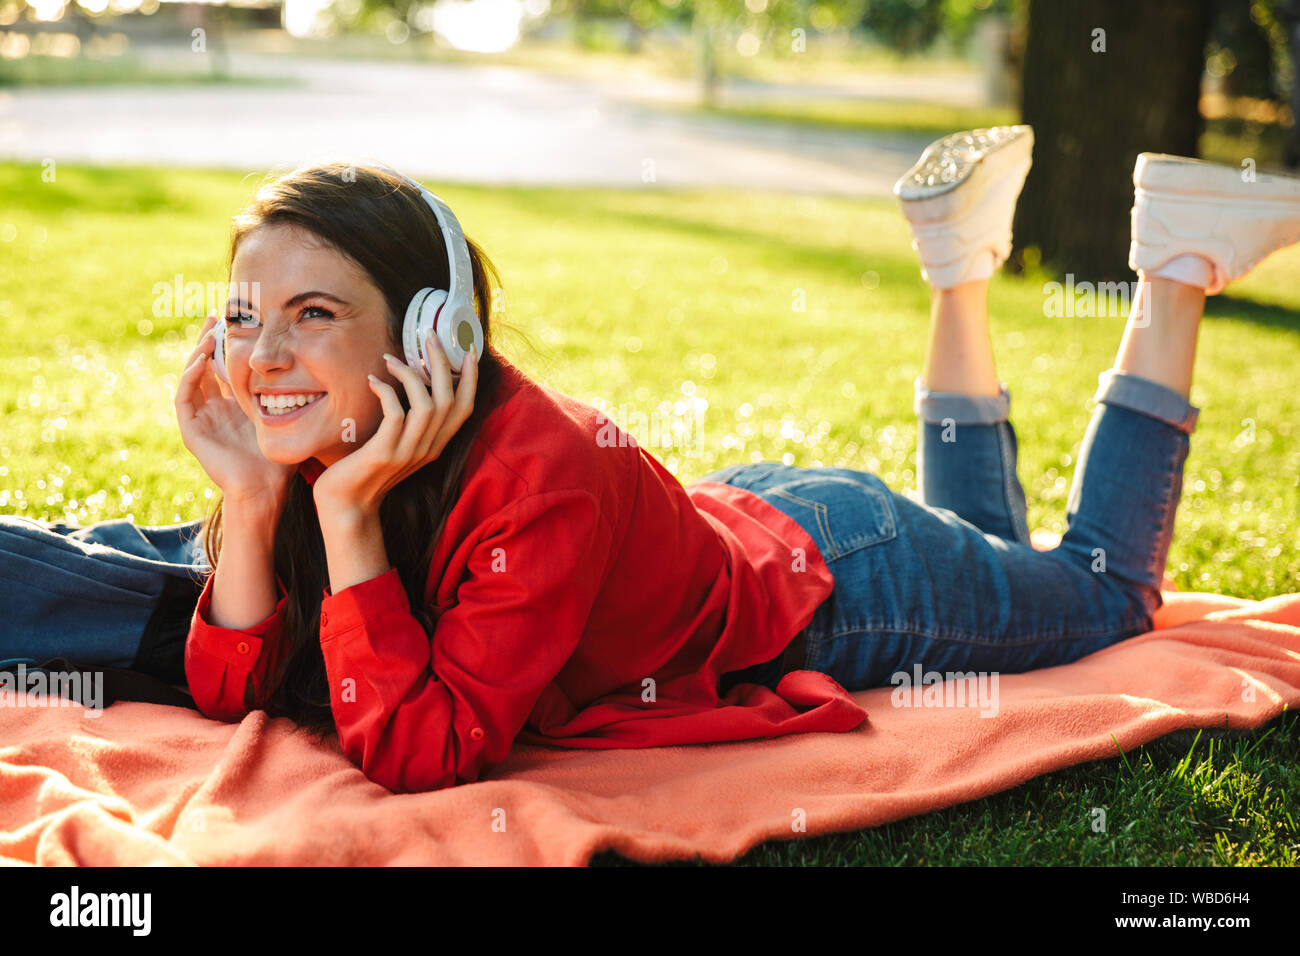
[0,52,296,87]
[1200,116,1293,171]
[678,97,1017,138]
[668,97,1296,163]
[1,160,1296,864]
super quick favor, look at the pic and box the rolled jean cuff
[913,377,1011,425]
[1094,369,1199,435]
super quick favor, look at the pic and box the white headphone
[213,167,485,387]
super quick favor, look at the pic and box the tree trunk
[1280,0,1300,169]
[1011,0,1214,281]
[697,21,720,108]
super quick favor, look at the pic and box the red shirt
[185,356,868,792]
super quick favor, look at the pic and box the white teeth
[259,392,323,413]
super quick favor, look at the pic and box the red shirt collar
[297,457,326,486]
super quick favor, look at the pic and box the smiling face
[225,222,401,468]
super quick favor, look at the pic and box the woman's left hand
[312,333,479,524]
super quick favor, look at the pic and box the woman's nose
[248,331,294,372]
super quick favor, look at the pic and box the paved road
[0,48,965,195]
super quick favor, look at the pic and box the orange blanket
[2,588,1298,866]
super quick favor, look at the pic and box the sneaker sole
[894,126,1034,202]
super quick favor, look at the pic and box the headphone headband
[379,164,484,382]
[402,177,474,322]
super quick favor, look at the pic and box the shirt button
[469,727,484,741]
[235,641,250,655]
[321,611,328,626]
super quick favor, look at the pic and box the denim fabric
[0,516,208,672]
[709,369,1198,694]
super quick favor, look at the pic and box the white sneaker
[894,125,1034,290]
[1130,153,1300,295]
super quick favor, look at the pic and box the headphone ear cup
[446,301,484,370]
[403,287,447,385]
[213,320,228,384]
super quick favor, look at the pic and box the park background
[1,0,1297,865]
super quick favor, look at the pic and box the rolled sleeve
[185,572,290,720]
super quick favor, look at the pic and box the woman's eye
[302,306,334,320]
[226,313,257,329]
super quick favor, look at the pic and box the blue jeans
[706,369,1199,694]
[0,515,208,681]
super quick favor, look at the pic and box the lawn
[676,97,1018,138]
[1,160,1296,865]
[0,50,294,87]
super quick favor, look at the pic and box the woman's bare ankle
[1111,272,1205,399]
[923,278,1000,396]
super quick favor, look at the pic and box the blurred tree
[623,0,683,51]
[939,0,1015,48]
[858,0,945,52]
[552,0,687,52]
[569,0,627,49]
[64,4,100,50]
[1203,0,1297,169]
[1011,0,1214,281]
[1282,0,1300,166]
[689,0,867,105]
[1207,0,1279,99]
[855,0,1013,53]
[355,0,425,36]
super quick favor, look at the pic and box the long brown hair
[200,162,521,741]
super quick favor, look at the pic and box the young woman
[174,133,1300,794]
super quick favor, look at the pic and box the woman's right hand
[174,312,297,505]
